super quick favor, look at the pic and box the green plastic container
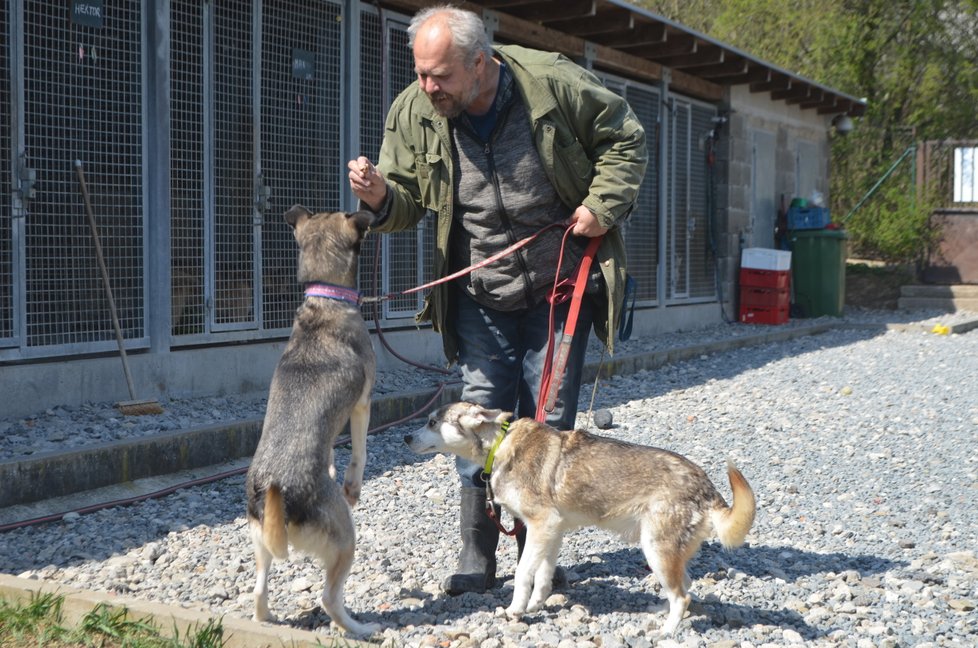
[789,229,849,317]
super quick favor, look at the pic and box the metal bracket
[254,173,270,221]
[582,41,597,69]
[13,154,36,218]
[482,9,499,40]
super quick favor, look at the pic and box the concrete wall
[715,85,835,315]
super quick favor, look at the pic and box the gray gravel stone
[1,308,977,647]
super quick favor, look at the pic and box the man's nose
[419,75,438,94]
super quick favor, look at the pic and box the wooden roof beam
[683,58,749,80]
[544,10,634,37]
[656,45,724,69]
[593,21,666,48]
[501,0,595,22]
[625,33,696,59]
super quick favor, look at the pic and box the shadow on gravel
[353,326,890,481]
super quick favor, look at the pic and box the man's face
[413,23,482,118]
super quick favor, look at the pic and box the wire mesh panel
[170,0,206,336]
[212,1,256,331]
[384,20,430,321]
[688,103,716,299]
[358,9,430,323]
[357,8,384,312]
[260,0,343,331]
[1,0,12,343]
[623,84,659,304]
[667,100,690,300]
[23,1,144,349]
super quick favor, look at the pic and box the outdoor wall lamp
[831,113,854,135]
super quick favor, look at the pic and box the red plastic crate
[740,267,790,289]
[739,304,789,325]
[740,286,790,308]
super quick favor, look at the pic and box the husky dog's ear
[348,210,376,234]
[459,403,508,430]
[285,204,313,229]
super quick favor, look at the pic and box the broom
[75,160,164,416]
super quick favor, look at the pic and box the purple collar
[304,283,361,305]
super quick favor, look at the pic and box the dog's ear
[459,403,507,430]
[348,210,376,234]
[285,204,313,230]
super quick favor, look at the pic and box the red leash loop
[484,480,524,536]
[536,232,603,422]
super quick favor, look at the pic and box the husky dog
[246,205,378,636]
[405,402,756,635]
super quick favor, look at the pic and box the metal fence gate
[0,0,11,345]
[358,4,435,323]
[3,0,145,361]
[667,97,717,303]
[1,0,722,367]
[599,72,661,306]
[169,0,344,341]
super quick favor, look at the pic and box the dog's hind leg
[343,385,372,507]
[640,533,690,636]
[250,524,275,622]
[315,530,380,636]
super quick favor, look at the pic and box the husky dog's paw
[343,479,361,507]
[504,603,526,618]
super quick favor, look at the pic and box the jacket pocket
[555,135,592,183]
[416,152,444,208]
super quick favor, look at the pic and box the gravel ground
[2,308,977,647]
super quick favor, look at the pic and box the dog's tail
[711,460,756,549]
[263,484,289,560]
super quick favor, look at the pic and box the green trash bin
[789,228,849,317]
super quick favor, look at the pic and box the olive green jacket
[372,44,647,363]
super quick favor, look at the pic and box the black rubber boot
[442,486,499,595]
[516,522,568,589]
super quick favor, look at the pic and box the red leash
[535,231,603,422]
[360,222,566,304]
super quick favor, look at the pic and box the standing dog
[246,205,378,636]
[405,402,756,635]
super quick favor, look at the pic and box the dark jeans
[453,288,594,487]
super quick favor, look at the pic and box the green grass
[0,592,228,648]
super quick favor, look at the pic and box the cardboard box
[741,247,791,271]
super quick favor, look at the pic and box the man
[348,5,646,595]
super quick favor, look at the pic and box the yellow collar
[483,420,510,474]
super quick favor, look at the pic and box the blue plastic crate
[787,206,831,230]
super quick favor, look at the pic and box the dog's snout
[403,434,413,445]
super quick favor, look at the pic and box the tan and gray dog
[405,402,756,635]
[246,205,378,636]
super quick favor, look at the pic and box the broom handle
[75,160,138,401]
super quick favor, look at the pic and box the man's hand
[347,156,387,212]
[566,205,607,237]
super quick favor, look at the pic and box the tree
[638,0,978,262]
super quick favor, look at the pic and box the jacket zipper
[482,129,536,307]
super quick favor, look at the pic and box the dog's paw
[504,604,526,618]
[336,620,381,637]
[343,481,361,508]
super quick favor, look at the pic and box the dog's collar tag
[304,282,362,305]
[483,420,510,475]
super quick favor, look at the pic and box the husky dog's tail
[263,484,289,559]
[711,460,756,548]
